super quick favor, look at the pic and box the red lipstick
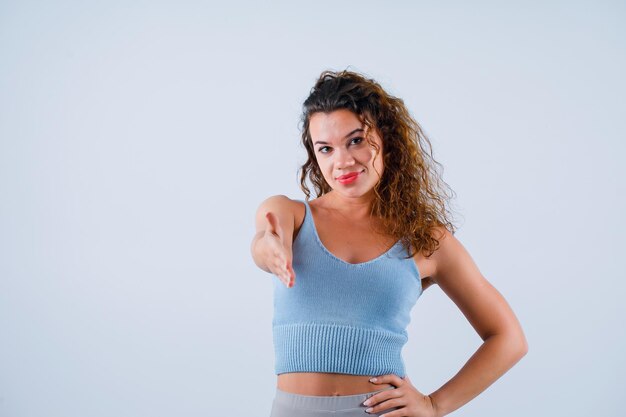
[337,170,363,184]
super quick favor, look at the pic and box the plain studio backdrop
[1,1,624,416]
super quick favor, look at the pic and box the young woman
[251,70,528,417]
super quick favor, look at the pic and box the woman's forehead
[309,110,368,142]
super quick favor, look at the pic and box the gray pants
[269,386,400,416]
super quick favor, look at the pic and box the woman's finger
[270,257,292,287]
[285,261,296,285]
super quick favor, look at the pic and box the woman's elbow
[514,332,529,357]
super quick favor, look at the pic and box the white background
[1,1,624,416]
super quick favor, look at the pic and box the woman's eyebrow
[314,128,364,145]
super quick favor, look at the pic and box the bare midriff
[277,372,394,396]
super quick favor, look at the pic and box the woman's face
[309,109,384,197]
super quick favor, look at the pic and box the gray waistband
[273,386,396,411]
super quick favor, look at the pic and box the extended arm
[250,195,295,273]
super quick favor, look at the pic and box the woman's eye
[351,137,363,145]
[318,138,362,154]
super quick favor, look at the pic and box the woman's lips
[337,170,363,184]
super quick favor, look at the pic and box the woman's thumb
[265,211,282,236]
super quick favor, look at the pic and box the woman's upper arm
[432,228,528,348]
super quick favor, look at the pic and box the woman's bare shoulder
[412,226,451,282]
[288,197,307,241]
[428,226,478,285]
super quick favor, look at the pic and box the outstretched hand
[364,374,438,417]
[263,211,296,288]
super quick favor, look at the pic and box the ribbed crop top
[272,199,423,377]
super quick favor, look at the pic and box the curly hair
[297,69,459,258]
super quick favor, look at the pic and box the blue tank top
[272,199,422,377]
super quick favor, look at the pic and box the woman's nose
[335,148,355,167]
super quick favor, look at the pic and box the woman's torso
[276,196,436,395]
